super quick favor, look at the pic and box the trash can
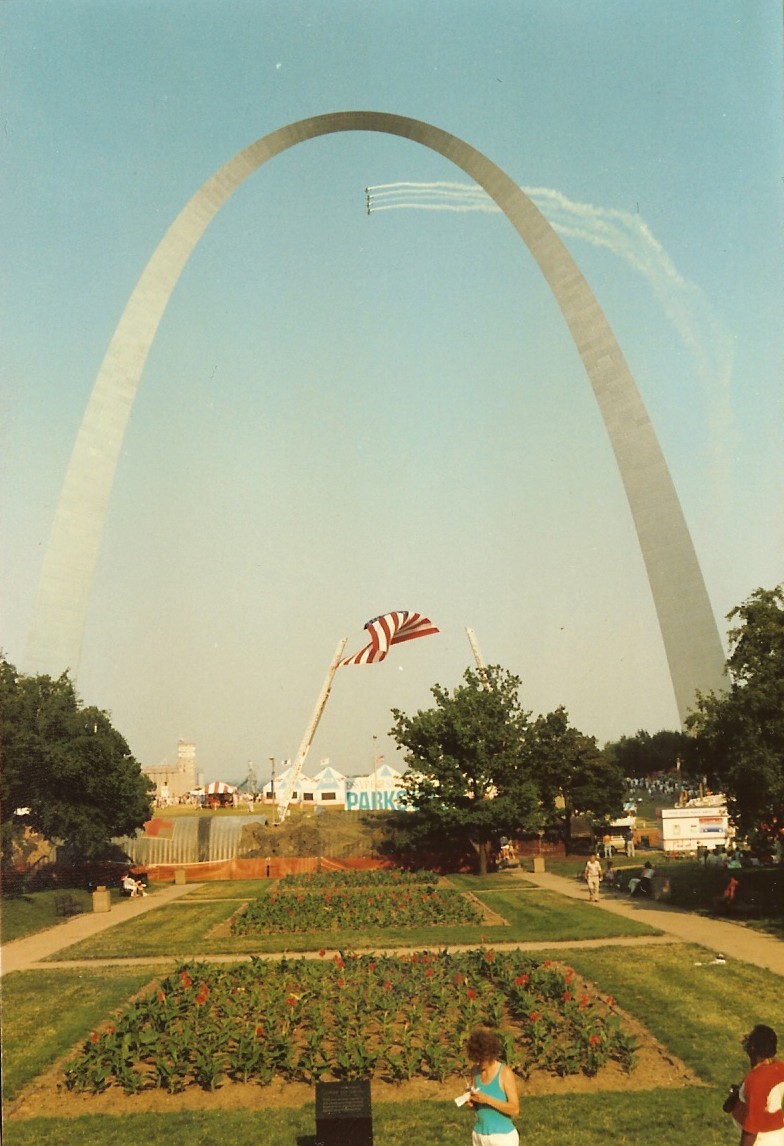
[532,857,546,874]
[92,885,111,913]
[174,868,187,885]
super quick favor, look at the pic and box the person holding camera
[724,1024,784,1145]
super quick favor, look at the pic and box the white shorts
[472,1129,520,1146]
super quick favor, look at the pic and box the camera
[723,1084,740,1114]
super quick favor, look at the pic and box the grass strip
[556,941,784,1085]
[44,888,656,961]
[1,1089,733,1145]
[1,889,96,943]
[1,966,170,1103]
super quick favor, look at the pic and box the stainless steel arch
[26,111,726,723]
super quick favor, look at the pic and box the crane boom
[276,637,348,822]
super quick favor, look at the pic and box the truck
[659,800,733,855]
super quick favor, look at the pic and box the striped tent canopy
[204,780,237,795]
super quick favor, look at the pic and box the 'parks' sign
[345,789,408,812]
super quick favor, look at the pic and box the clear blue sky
[2,0,782,783]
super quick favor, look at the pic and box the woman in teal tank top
[466,1026,520,1146]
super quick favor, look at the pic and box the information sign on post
[315,1080,373,1146]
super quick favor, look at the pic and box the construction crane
[275,638,347,823]
[466,626,492,690]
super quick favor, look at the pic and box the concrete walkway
[2,872,781,977]
[0,882,198,976]
[523,868,784,976]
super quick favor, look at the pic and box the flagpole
[277,637,348,822]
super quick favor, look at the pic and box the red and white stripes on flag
[340,611,439,666]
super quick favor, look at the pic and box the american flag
[340,610,439,666]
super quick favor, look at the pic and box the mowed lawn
[3,874,780,1145]
[42,875,657,960]
[4,942,781,1145]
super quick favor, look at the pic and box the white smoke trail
[369,201,498,213]
[364,179,734,492]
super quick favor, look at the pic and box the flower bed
[231,885,481,934]
[278,869,439,889]
[63,949,638,1094]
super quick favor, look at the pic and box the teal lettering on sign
[344,788,407,811]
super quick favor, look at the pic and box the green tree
[603,728,691,781]
[390,666,542,875]
[0,657,154,873]
[687,585,784,850]
[524,707,626,851]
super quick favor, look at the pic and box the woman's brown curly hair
[466,1025,503,1064]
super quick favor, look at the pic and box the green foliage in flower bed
[62,949,637,1095]
[278,868,439,889]
[231,884,481,934]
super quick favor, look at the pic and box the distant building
[142,740,197,803]
[345,763,409,811]
[261,759,410,812]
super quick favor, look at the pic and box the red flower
[286,994,297,1007]
[454,973,463,986]
[514,974,529,986]
[195,984,210,1005]
[318,948,326,958]
[411,954,419,964]
[530,1011,541,1023]
[368,961,377,971]
[580,994,590,1009]
[255,1025,265,1037]
[333,955,344,970]
[90,1031,99,1043]
[180,971,193,988]
[337,978,346,988]
[467,988,477,1001]
[157,989,166,1003]
[589,1034,601,1047]
[425,967,434,977]
[565,969,574,983]
[543,960,551,968]
[484,950,495,963]
[384,980,393,991]
[562,991,572,1002]
[106,1024,115,1035]
[606,995,615,1007]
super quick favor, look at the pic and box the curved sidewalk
[523,868,784,976]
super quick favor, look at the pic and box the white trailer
[660,804,732,854]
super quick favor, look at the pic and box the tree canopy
[603,728,691,781]
[524,707,625,850]
[686,585,784,850]
[391,666,541,874]
[0,657,154,872]
[390,666,625,871]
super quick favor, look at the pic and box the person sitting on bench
[631,862,654,897]
[122,872,146,897]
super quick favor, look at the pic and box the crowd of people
[582,854,656,902]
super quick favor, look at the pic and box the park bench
[54,892,82,917]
